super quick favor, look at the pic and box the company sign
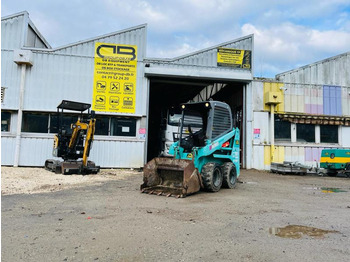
[93,43,137,113]
[217,48,251,69]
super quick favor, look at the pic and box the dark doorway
[146,77,245,163]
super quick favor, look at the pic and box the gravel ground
[1,167,137,195]
[1,167,350,261]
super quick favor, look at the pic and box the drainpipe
[13,64,27,167]
[270,104,275,163]
[13,50,33,167]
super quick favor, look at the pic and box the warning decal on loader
[93,43,137,113]
[217,48,251,69]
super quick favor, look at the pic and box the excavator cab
[45,100,100,175]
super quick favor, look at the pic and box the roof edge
[276,51,350,77]
[52,23,147,51]
[2,11,51,49]
[171,34,254,61]
[1,10,28,21]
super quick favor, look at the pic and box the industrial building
[2,11,350,170]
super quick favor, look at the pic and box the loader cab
[178,101,233,152]
[160,107,204,156]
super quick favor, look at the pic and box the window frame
[1,111,11,132]
[20,111,138,138]
[274,116,291,141]
[320,125,339,144]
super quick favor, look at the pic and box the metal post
[14,64,27,167]
[270,104,275,163]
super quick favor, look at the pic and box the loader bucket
[141,158,202,198]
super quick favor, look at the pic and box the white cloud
[242,23,350,76]
[2,0,349,77]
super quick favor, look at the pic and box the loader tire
[222,162,237,189]
[201,162,223,192]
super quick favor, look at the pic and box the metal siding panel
[1,136,16,165]
[252,81,264,111]
[297,86,304,113]
[330,86,337,115]
[15,136,144,167]
[317,86,323,114]
[304,87,311,114]
[23,53,94,111]
[1,50,22,109]
[89,139,144,167]
[323,85,330,115]
[174,36,253,68]
[1,14,25,49]
[53,26,147,59]
[252,145,265,170]
[336,87,342,115]
[19,137,54,166]
[284,147,291,162]
[253,111,269,143]
[277,52,350,86]
[342,127,350,147]
[305,147,312,161]
[342,87,350,116]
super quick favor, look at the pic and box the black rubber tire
[201,162,223,192]
[222,162,237,189]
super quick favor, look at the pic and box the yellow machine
[45,100,100,175]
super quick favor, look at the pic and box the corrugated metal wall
[2,13,148,168]
[262,145,327,169]
[23,52,95,111]
[12,137,144,167]
[343,127,350,147]
[144,35,253,81]
[1,136,16,165]
[2,25,148,115]
[52,25,147,58]
[1,50,22,109]
[26,25,47,48]
[173,35,253,67]
[282,83,350,116]
[1,13,25,49]
[276,52,350,87]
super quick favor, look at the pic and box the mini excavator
[45,100,100,175]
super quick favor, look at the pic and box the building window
[22,112,49,133]
[111,118,136,137]
[297,124,315,142]
[95,116,109,136]
[20,111,138,137]
[275,116,291,141]
[1,111,11,131]
[320,125,338,143]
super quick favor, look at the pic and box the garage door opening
[146,77,245,163]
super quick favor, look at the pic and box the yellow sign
[217,48,251,69]
[93,43,137,113]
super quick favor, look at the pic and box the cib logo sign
[96,44,136,60]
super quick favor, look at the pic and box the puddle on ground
[303,187,348,193]
[321,187,347,193]
[269,225,339,239]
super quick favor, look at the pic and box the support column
[13,64,27,167]
[270,104,275,163]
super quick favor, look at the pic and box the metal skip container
[140,158,202,198]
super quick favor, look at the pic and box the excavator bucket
[141,158,202,198]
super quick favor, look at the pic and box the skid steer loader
[141,101,240,197]
[45,100,100,175]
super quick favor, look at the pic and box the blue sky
[2,0,350,77]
